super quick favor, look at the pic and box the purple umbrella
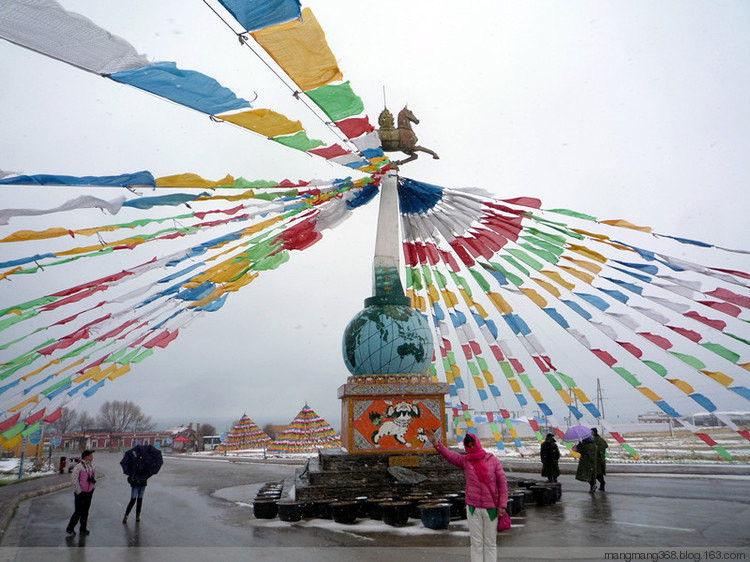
[563,425,592,442]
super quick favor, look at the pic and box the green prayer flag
[700,342,740,363]
[556,371,577,388]
[3,421,26,440]
[42,376,72,396]
[546,208,597,221]
[544,373,563,390]
[669,352,706,370]
[519,242,559,264]
[131,348,154,363]
[613,367,641,387]
[643,360,668,376]
[0,310,38,333]
[305,81,364,121]
[21,421,41,438]
[506,248,544,271]
[272,131,325,151]
[497,256,529,279]
[468,268,490,293]
[714,445,733,461]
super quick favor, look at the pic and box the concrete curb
[502,459,750,475]
[0,480,71,539]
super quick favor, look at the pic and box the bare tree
[96,401,154,432]
[199,423,217,436]
[76,412,96,432]
[262,423,278,440]
[48,407,78,434]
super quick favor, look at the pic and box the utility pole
[596,378,605,433]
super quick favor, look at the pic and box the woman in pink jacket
[425,428,508,562]
[66,450,96,536]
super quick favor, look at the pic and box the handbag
[497,511,511,531]
[479,461,511,532]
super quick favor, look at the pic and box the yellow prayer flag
[93,364,119,383]
[458,289,474,306]
[22,359,60,381]
[567,244,607,263]
[636,387,662,402]
[558,266,595,285]
[1,434,22,449]
[700,370,733,386]
[488,292,513,314]
[427,284,440,303]
[571,388,590,403]
[561,256,603,274]
[53,357,86,377]
[9,394,40,412]
[600,219,653,233]
[532,277,561,297]
[570,228,610,241]
[156,173,235,188]
[0,228,71,244]
[108,364,130,381]
[528,389,543,403]
[539,270,576,291]
[74,366,101,383]
[520,288,547,308]
[667,378,695,394]
[219,109,303,137]
[556,389,574,405]
[441,289,459,307]
[252,8,343,92]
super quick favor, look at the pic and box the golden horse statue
[377,106,439,166]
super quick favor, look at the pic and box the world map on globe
[343,305,434,375]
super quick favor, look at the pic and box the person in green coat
[540,433,560,482]
[574,436,598,492]
[591,427,608,491]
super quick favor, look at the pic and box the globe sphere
[342,304,434,375]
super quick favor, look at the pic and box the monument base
[338,374,450,454]
[294,447,466,502]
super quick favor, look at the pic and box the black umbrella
[120,444,163,481]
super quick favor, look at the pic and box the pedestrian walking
[120,444,163,524]
[591,427,608,491]
[574,436,598,492]
[540,433,560,483]
[123,475,148,523]
[66,450,96,536]
[425,428,508,562]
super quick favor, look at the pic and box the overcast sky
[1,1,749,432]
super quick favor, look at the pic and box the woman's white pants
[467,506,497,562]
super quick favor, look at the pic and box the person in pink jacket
[66,450,96,536]
[425,428,508,562]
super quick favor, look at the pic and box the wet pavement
[0,452,748,561]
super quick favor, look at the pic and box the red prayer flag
[25,408,46,425]
[335,116,374,138]
[42,408,63,424]
[0,413,21,432]
[638,332,673,350]
[308,143,350,159]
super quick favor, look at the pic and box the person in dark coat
[540,433,560,482]
[121,445,161,523]
[591,427,608,491]
[122,475,148,523]
[574,436,598,492]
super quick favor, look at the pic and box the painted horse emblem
[377,106,439,166]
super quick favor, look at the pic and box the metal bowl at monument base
[342,304,433,376]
